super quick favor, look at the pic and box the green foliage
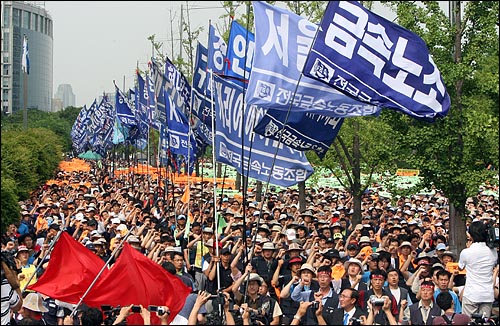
[1,176,20,232]
[1,127,63,232]
[1,107,80,152]
[384,1,499,208]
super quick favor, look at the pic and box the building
[1,1,53,114]
[54,83,75,109]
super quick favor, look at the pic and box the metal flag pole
[69,226,136,318]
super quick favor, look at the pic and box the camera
[101,305,121,325]
[131,305,141,313]
[351,317,362,325]
[485,221,499,249]
[369,295,385,307]
[311,301,319,310]
[148,305,168,316]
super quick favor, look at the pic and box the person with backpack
[432,291,471,325]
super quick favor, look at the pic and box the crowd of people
[1,159,499,325]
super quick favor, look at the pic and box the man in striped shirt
[1,259,23,325]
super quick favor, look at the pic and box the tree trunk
[351,121,362,225]
[255,181,263,203]
[236,172,241,192]
[448,202,467,254]
[216,162,222,178]
[298,181,306,212]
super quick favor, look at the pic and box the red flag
[84,243,191,324]
[27,231,105,303]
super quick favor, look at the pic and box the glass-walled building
[1,1,53,114]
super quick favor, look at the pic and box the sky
[42,1,405,108]
[43,1,233,107]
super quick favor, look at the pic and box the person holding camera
[289,301,325,326]
[458,220,497,318]
[358,269,399,325]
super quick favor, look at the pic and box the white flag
[22,35,30,74]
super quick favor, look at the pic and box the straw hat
[298,263,316,277]
[22,293,49,313]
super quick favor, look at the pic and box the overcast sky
[44,1,232,107]
[43,1,405,108]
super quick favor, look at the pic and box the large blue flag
[224,20,255,86]
[246,1,379,118]
[89,96,115,157]
[135,71,155,134]
[163,88,197,161]
[213,74,313,187]
[72,100,97,154]
[164,57,191,113]
[303,1,450,121]
[114,83,141,140]
[114,83,137,127]
[150,59,185,126]
[253,110,343,159]
[191,42,213,128]
[207,24,227,75]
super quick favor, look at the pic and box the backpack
[442,313,455,325]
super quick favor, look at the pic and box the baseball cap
[333,233,343,240]
[221,247,232,255]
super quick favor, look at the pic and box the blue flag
[150,59,184,126]
[303,1,450,121]
[224,20,255,86]
[112,118,127,145]
[135,71,155,134]
[253,110,343,159]
[246,1,379,118]
[164,57,192,113]
[163,88,197,161]
[72,100,96,154]
[22,35,30,75]
[213,74,313,187]
[207,24,227,75]
[114,84,138,127]
[191,42,214,128]
[89,96,115,157]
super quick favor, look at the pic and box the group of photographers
[1,162,499,325]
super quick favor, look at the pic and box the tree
[1,128,63,232]
[308,116,400,225]
[385,1,499,254]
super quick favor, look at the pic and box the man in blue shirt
[434,269,462,313]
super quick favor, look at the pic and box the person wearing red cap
[359,269,398,325]
[277,256,304,324]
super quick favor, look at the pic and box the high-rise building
[1,1,53,114]
[54,83,75,109]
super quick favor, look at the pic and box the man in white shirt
[458,221,497,317]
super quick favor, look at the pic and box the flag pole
[21,229,64,293]
[69,226,136,318]
[23,72,28,129]
[22,34,29,129]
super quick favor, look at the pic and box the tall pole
[23,73,28,128]
[179,4,184,59]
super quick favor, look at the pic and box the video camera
[148,305,168,316]
[101,305,121,325]
[485,220,499,249]
[468,313,498,325]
